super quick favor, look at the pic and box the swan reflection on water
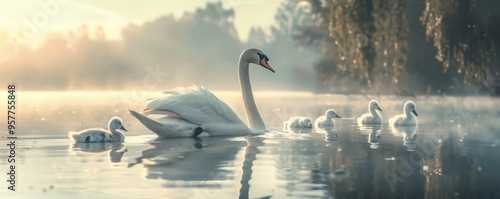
[125,136,265,198]
[315,124,335,134]
[358,124,382,149]
[127,136,262,181]
[70,142,128,165]
[314,125,339,142]
[330,165,350,180]
[324,131,339,142]
[390,126,418,151]
[285,127,313,134]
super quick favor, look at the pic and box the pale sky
[0,0,284,45]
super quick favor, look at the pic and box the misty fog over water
[1,92,499,198]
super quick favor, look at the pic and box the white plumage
[283,117,313,131]
[129,48,275,138]
[389,101,418,126]
[357,99,383,124]
[68,117,127,143]
[315,109,341,128]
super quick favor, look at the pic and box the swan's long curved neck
[370,108,379,117]
[110,128,124,139]
[404,108,412,118]
[239,59,266,132]
[110,128,118,134]
[111,129,122,135]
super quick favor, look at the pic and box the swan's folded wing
[144,85,245,125]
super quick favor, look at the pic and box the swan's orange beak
[260,58,275,73]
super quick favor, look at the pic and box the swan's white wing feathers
[390,114,417,126]
[145,85,245,126]
[68,128,113,143]
[357,113,373,124]
[315,116,334,128]
[129,110,202,138]
[389,114,405,126]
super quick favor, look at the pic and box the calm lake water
[1,91,500,199]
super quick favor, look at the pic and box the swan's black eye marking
[257,53,269,62]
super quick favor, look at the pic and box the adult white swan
[129,48,275,138]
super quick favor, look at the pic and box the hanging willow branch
[421,0,497,83]
[329,0,408,85]
[372,0,409,84]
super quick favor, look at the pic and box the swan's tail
[129,109,205,138]
[68,131,81,143]
[128,109,167,135]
